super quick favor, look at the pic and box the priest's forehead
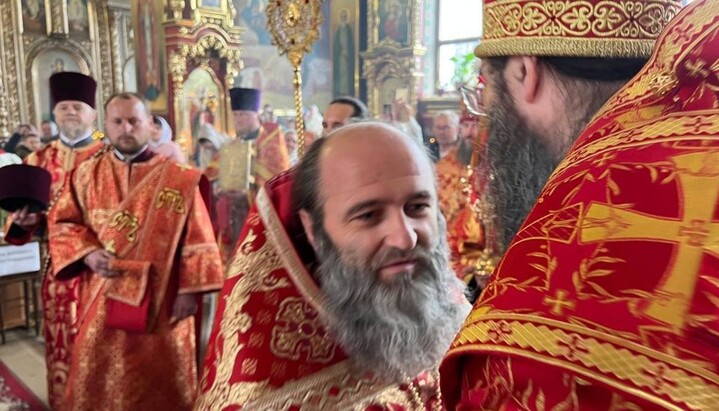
[318,122,436,205]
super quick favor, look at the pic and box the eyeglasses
[459,84,487,119]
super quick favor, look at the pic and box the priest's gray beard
[487,80,570,251]
[312,217,470,383]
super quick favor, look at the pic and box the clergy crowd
[1,0,718,409]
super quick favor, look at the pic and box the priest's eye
[353,210,378,223]
[406,203,430,216]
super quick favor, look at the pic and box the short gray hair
[435,110,459,128]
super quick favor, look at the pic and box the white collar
[112,144,149,162]
[58,130,93,148]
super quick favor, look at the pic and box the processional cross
[266,0,324,158]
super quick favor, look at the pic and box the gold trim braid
[475,0,681,58]
[453,315,719,410]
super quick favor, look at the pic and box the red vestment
[437,145,490,282]
[216,124,290,262]
[441,1,719,409]
[3,138,102,410]
[436,147,466,230]
[49,150,223,410]
[195,171,442,410]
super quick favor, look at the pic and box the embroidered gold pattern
[241,358,258,376]
[580,152,719,327]
[271,298,336,363]
[194,220,290,409]
[543,289,576,316]
[108,210,140,242]
[154,188,186,214]
[453,315,719,409]
[475,0,680,58]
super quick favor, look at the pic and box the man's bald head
[293,122,435,230]
[292,121,469,381]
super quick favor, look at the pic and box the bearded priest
[440,0,719,409]
[195,122,471,409]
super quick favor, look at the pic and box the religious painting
[179,68,224,155]
[233,0,331,112]
[201,0,222,7]
[30,49,86,122]
[67,0,89,33]
[330,0,360,97]
[133,0,168,112]
[235,0,271,45]
[20,0,46,35]
[378,0,410,45]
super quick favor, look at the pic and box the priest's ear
[299,209,318,250]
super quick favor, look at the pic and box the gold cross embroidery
[543,289,576,316]
[580,152,719,328]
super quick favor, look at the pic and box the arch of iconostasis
[161,0,244,157]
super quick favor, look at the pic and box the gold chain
[293,65,306,159]
[403,369,442,411]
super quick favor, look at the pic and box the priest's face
[53,100,97,140]
[432,114,459,151]
[300,123,471,381]
[322,103,355,136]
[105,94,153,155]
[233,110,260,136]
[315,126,440,284]
[459,119,478,141]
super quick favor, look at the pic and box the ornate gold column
[0,67,10,139]
[109,9,124,91]
[361,0,426,117]
[48,0,69,38]
[1,1,23,130]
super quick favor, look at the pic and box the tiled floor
[0,329,47,407]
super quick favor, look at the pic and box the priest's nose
[383,212,418,251]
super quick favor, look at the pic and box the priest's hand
[84,249,118,278]
[170,293,198,325]
[12,206,39,229]
[393,99,414,123]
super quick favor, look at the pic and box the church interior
[0,0,707,409]
[0,0,483,407]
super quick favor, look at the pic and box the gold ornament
[266,0,324,158]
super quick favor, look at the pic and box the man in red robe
[437,0,719,409]
[4,72,102,410]
[215,87,290,261]
[438,107,493,284]
[50,92,223,410]
[195,122,471,409]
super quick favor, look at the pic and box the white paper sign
[0,242,41,276]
